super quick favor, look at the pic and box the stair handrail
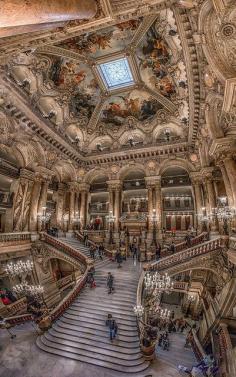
[160,232,209,258]
[190,329,207,361]
[149,237,222,272]
[48,267,89,322]
[74,230,113,257]
[41,232,90,267]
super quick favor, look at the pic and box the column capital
[67,181,79,192]
[145,175,161,187]
[19,168,35,181]
[107,180,122,190]
[209,137,236,160]
[190,172,202,184]
[57,182,67,192]
[78,183,90,192]
[200,167,214,180]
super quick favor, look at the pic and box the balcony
[161,175,191,187]
[0,191,13,208]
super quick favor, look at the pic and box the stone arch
[118,163,146,181]
[84,167,109,184]
[119,129,145,145]
[158,158,196,175]
[88,135,113,152]
[153,122,184,140]
[53,160,77,183]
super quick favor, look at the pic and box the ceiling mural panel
[100,89,163,127]
[56,19,143,58]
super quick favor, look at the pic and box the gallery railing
[0,232,32,244]
[74,230,113,257]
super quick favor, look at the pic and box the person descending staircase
[37,236,149,374]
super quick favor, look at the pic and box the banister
[74,230,113,257]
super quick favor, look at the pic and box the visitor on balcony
[169,241,176,254]
[155,243,162,260]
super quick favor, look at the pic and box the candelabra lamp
[38,206,51,230]
[150,208,159,246]
[106,210,116,245]
[197,207,210,232]
[214,196,235,235]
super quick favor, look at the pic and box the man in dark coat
[107,272,114,294]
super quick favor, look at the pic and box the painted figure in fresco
[102,94,162,126]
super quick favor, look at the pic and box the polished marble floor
[0,322,194,377]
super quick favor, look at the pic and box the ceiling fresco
[56,19,143,58]
[7,10,190,153]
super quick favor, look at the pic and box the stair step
[66,308,137,326]
[62,312,137,329]
[48,328,140,354]
[71,302,136,316]
[37,337,149,373]
[55,320,139,341]
[52,323,139,346]
[59,317,139,336]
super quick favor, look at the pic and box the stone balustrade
[5,313,33,326]
[149,237,222,272]
[41,232,89,267]
[190,329,207,361]
[0,232,32,245]
[160,232,209,258]
[56,274,74,290]
[49,270,89,322]
[1,297,28,317]
[74,230,113,257]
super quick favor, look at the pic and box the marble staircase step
[66,307,137,325]
[52,323,139,346]
[56,319,139,341]
[48,328,141,354]
[37,337,149,373]
[71,301,135,316]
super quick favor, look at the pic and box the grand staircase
[37,236,149,373]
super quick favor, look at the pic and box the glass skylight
[98,58,134,90]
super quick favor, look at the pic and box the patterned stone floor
[0,322,196,377]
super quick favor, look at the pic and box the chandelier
[159,307,171,320]
[5,259,34,277]
[106,210,116,223]
[133,304,144,317]
[38,206,51,223]
[13,282,44,297]
[144,271,174,293]
[72,211,80,223]
[149,208,158,222]
[187,294,196,303]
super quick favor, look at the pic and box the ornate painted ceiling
[6,10,190,154]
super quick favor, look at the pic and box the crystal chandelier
[144,272,174,293]
[38,206,51,223]
[133,304,144,317]
[5,260,34,277]
[214,196,235,221]
[106,210,116,223]
[187,294,196,303]
[159,308,171,320]
[13,283,44,297]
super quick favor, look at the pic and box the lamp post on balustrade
[38,206,51,231]
[214,196,235,235]
[150,209,159,246]
[106,210,116,245]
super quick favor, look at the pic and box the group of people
[0,288,17,306]
[179,354,218,376]
[89,244,104,260]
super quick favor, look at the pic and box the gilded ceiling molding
[86,98,106,133]
[130,15,157,48]
[173,7,201,145]
[36,46,86,62]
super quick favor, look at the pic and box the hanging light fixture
[13,282,44,297]
[133,304,144,317]
[144,271,174,293]
[5,259,34,277]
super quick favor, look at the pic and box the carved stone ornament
[31,241,50,274]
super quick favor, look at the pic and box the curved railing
[41,232,90,267]
[149,237,222,272]
[160,232,209,258]
[74,230,113,257]
[5,313,33,326]
[48,267,89,322]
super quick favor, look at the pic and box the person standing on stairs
[107,272,114,294]
[83,231,89,246]
[115,250,123,268]
[106,314,118,341]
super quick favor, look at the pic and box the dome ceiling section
[136,9,189,126]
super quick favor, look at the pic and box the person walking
[107,272,114,294]
[115,250,123,268]
[84,232,88,246]
[170,241,176,254]
[89,245,95,259]
[98,244,103,260]
[155,243,161,260]
[105,314,118,341]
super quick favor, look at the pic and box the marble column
[223,157,236,206]
[55,183,66,230]
[218,161,234,207]
[181,215,186,231]
[37,180,49,231]
[155,179,162,232]
[206,175,218,232]
[191,177,204,231]
[147,186,153,230]
[114,186,121,232]
[0,0,97,28]
[29,175,42,232]
[79,184,89,230]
